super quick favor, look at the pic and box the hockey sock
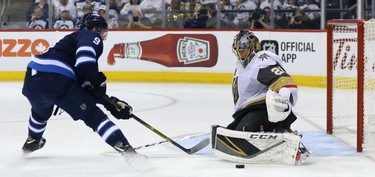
[27,115,47,140]
[96,118,129,147]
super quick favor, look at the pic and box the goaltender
[211,30,313,165]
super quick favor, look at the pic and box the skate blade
[298,150,315,165]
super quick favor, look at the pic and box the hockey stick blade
[134,133,209,150]
[187,138,210,154]
[131,114,209,154]
[102,95,210,154]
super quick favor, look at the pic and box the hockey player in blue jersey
[21,12,146,160]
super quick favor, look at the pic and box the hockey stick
[130,114,209,154]
[134,132,209,150]
[102,95,210,154]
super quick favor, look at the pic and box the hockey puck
[235,164,245,168]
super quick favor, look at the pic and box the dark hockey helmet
[81,12,108,32]
[232,30,261,67]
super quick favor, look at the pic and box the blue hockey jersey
[27,29,104,84]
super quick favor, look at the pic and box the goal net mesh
[330,20,375,149]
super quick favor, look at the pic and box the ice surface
[0,82,374,177]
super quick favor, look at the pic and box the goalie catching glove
[103,96,133,120]
[266,89,292,123]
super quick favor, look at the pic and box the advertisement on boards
[107,34,218,67]
[0,30,326,77]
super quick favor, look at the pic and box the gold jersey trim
[241,96,266,109]
[269,76,297,92]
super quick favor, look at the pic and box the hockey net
[327,19,375,152]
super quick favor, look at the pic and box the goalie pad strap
[211,125,300,165]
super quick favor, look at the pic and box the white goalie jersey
[232,50,298,114]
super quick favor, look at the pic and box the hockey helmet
[232,30,261,67]
[80,12,108,40]
[81,12,108,30]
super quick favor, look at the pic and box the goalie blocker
[211,125,313,165]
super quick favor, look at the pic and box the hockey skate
[22,135,46,154]
[288,130,314,165]
[114,142,148,163]
[296,142,315,165]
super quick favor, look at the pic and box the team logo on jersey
[177,37,210,64]
[260,40,278,55]
[80,103,87,110]
[259,53,270,61]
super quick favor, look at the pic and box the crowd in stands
[24,0,326,30]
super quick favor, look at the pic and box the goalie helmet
[232,30,261,67]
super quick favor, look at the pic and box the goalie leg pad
[211,125,301,165]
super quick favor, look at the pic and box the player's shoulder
[255,50,279,59]
[252,50,282,68]
[73,29,101,39]
[72,29,103,46]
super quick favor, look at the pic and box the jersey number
[93,37,101,45]
[271,66,285,75]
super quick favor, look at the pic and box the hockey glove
[104,96,133,120]
[266,89,292,123]
[82,72,107,100]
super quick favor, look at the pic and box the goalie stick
[102,95,210,155]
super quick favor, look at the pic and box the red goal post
[327,19,375,152]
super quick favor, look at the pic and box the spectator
[120,0,141,16]
[76,0,102,19]
[233,0,257,28]
[120,0,142,26]
[108,10,121,28]
[26,6,48,29]
[184,8,209,28]
[299,0,320,29]
[259,0,283,10]
[109,0,126,14]
[75,3,94,29]
[184,0,203,21]
[259,0,289,28]
[204,3,227,28]
[288,8,314,29]
[139,0,163,28]
[26,0,49,21]
[53,8,75,29]
[250,7,272,29]
[98,5,120,29]
[53,0,77,21]
[220,0,237,28]
[166,0,185,28]
[98,4,107,16]
[126,9,152,28]
[283,0,302,21]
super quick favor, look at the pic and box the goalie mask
[232,30,261,67]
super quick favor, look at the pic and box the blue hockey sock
[96,119,129,147]
[28,115,47,140]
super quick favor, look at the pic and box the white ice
[0,82,374,177]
